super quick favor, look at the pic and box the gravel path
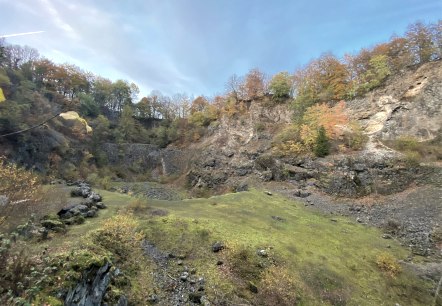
[141,240,208,306]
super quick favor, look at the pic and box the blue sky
[0,0,440,98]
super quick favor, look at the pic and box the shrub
[92,214,143,260]
[395,135,419,151]
[376,252,402,277]
[126,198,149,214]
[255,122,265,133]
[403,151,421,167]
[228,245,263,281]
[0,156,40,203]
[343,121,368,150]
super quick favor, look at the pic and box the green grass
[26,188,434,305]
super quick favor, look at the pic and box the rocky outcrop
[65,262,119,306]
[347,60,442,141]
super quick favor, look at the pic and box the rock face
[346,61,442,141]
[65,262,113,306]
[101,143,189,177]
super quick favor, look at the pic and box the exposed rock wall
[102,143,189,176]
[346,60,442,141]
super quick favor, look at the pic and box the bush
[395,135,419,151]
[255,122,265,133]
[376,252,401,277]
[92,214,143,260]
[126,198,149,214]
[403,151,421,167]
[343,121,368,150]
[0,156,40,203]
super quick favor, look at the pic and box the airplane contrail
[0,31,45,38]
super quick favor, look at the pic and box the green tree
[78,93,100,117]
[359,54,391,92]
[314,126,329,157]
[268,71,292,102]
[117,104,136,142]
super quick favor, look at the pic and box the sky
[0,0,440,98]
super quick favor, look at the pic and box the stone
[85,210,97,218]
[180,272,189,281]
[248,281,258,293]
[257,249,268,257]
[264,191,273,196]
[70,187,83,197]
[147,294,158,303]
[177,260,183,265]
[95,202,107,209]
[235,182,249,192]
[88,192,102,203]
[212,241,224,252]
[81,198,94,208]
[271,215,285,222]
[189,292,203,303]
[293,189,310,198]
[57,205,76,218]
[77,204,89,212]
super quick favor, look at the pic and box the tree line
[0,20,440,163]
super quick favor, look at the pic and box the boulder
[212,241,224,253]
[95,202,107,209]
[85,210,97,218]
[57,205,77,218]
[88,192,102,203]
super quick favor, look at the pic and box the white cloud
[39,0,79,40]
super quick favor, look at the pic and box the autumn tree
[0,156,40,224]
[190,96,209,114]
[226,74,245,101]
[244,68,265,100]
[189,96,218,126]
[406,21,435,64]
